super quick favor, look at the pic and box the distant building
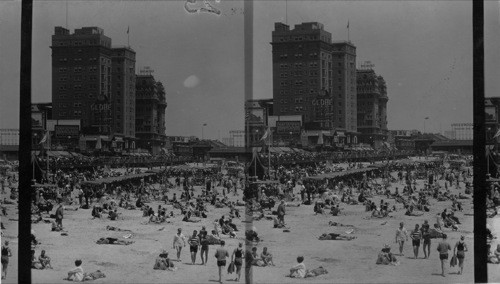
[271,22,358,145]
[51,27,113,136]
[223,130,245,147]
[135,73,168,155]
[0,129,19,146]
[51,26,137,151]
[431,140,472,154]
[356,68,388,149]
[450,123,473,140]
[111,47,137,149]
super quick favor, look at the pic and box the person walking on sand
[1,241,12,279]
[395,222,409,256]
[215,241,229,284]
[454,235,468,275]
[421,224,432,259]
[199,230,209,265]
[410,224,422,259]
[188,230,199,265]
[172,228,186,262]
[231,242,244,282]
[437,234,451,277]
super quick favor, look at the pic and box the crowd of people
[0,150,481,282]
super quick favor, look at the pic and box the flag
[425,117,429,119]
[127,26,129,34]
[203,123,207,126]
[347,20,349,29]
[39,132,48,144]
[260,127,270,141]
[493,129,500,139]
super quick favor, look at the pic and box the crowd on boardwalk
[0,151,477,282]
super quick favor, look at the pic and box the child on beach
[288,256,306,278]
[66,259,84,282]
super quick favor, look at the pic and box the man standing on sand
[395,222,408,256]
[437,234,451,277]
[277,200,286,226]
[421,225,432,259]
[172,228,186,262]
[215,241,229,284]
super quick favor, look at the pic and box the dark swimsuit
[457,242,465,259]
[234,248,243,266]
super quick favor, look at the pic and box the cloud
[183,75,200,88]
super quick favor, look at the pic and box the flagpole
[254,148,257,180]
[46,130,50,182]
[347,20,350,42]
[268,130,271,180]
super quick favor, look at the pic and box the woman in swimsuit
[231,243,244,281]
[453,235,468,275]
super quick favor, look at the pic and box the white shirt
[292,262,306,278]
[69,266,84,282]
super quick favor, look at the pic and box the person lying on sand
[318,233,356,241]
[328,221,354,227]
[106,225,132,232]
[96,237,134,245]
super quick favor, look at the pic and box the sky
[0,1,499,137]
[253,0,498,133]
[0,0,245,140]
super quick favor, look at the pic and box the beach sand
[3,168,474,283]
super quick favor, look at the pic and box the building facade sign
[311,98,333,106]
[55,125,80,139]
[276,121,301,134]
